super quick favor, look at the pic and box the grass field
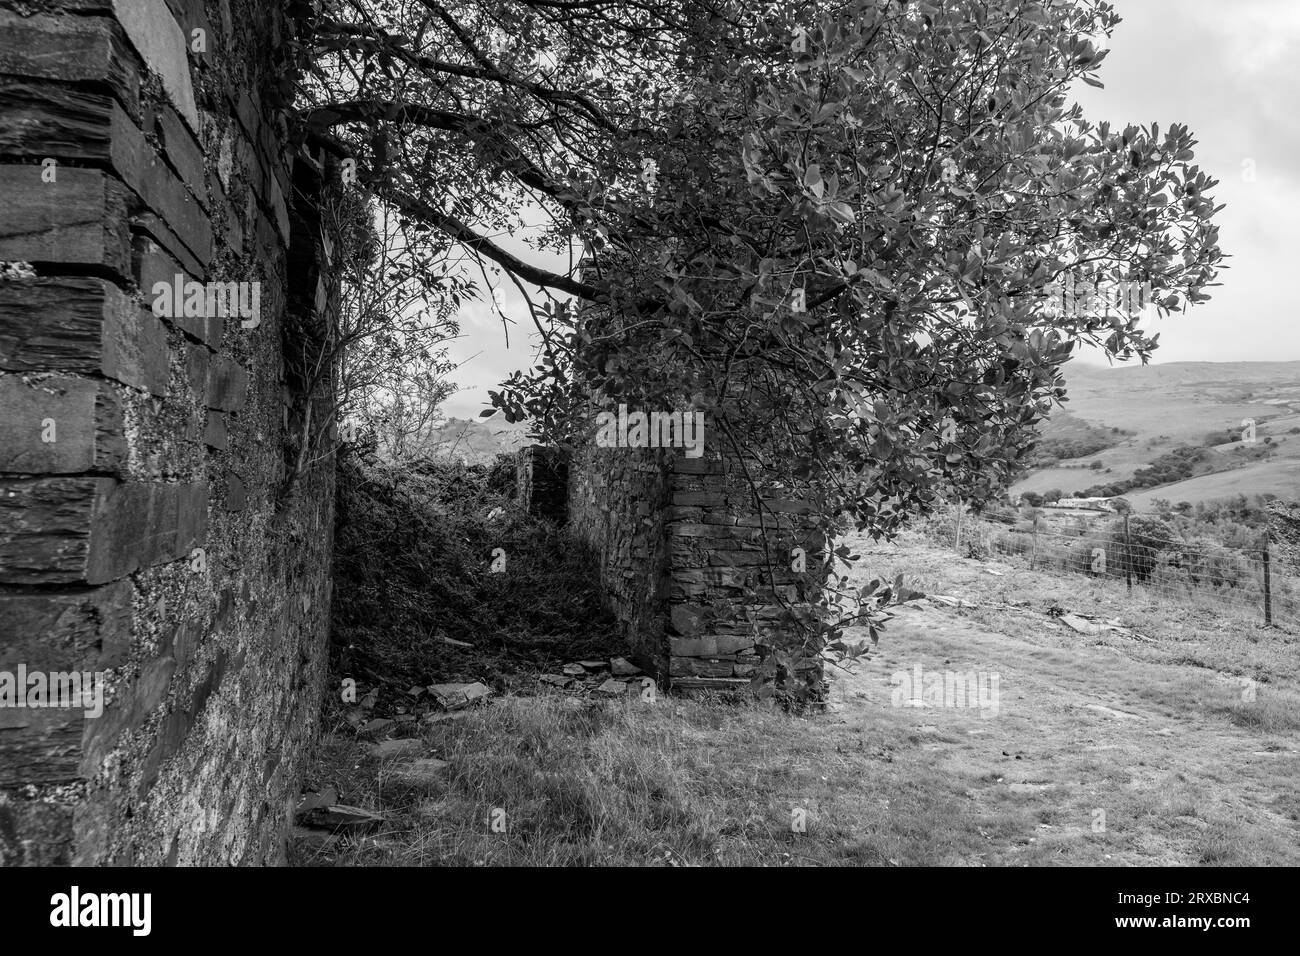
[292,532,1300,866]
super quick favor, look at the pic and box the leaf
[804,164,824,199]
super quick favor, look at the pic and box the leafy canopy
[297,0,1223,542]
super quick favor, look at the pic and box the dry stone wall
[567,444,673,681]
[568,443,829,693]
[0,0,337,865]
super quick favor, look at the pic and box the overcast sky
[439,0,1300,417]
[1071,0,1300,367]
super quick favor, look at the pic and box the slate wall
[0,0,337,865]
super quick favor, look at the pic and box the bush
[990,530,1030,558]
[330,453,624,704]
[1107,515,1181,582]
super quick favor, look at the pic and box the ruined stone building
[0,0,828,866]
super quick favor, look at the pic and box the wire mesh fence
[925,505,1298,628]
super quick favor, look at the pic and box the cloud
[1069,0,1300,363]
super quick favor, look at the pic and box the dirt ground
[827,536,1300,865]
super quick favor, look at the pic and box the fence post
[1262,540,1273,627]
[954,498,963,555]
[1123,513,1133,595]
[1030,517,1039,570]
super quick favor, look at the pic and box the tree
[296,2,1221,512]
[329,197,462,460]
[1111,513,1179,582]
[279,184,462,493]
[291,0,1224,694]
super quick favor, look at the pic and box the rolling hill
[426,416,536,464]
[1012,360,1300,509]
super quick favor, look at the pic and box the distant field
[1014,361,1300,506]
[1124,459,1300,511]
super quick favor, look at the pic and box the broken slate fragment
[562,663,586,676]
[578,660,606,670]
[391,758,450,785]
[539,674,571,687]
[294,786,339,819]
[372,738,422,758]
[427,681,493,710]
[302,805,385,832]
[1059,614,1101,635]
[610,657,640,676]
[596,678,625,696]
[359,717,396,738]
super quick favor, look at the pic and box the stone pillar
[666,455,828,694]
[515,445,569,523]
[566,440,828,695]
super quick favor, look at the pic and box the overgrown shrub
[330,453,624,708]
[1106,515,1181,582]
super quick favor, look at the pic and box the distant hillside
[426,416,535,464]
[1013,360,1300,508]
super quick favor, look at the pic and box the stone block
[668,635,754,657]
[0,705,87,787]
[0,478,207,584]
[134,237,218,345]
[0,12,140,119]
[0,80,209,265]
[0,376,126,474]
[672,491,727,507]
[671,676,752,694]
[205,355,247,411]
[0,580,133,669]
[203,411,227,450]
[0,279,169,396]
[110,0,198,131]
[671,457,728,474]
[669,656,735,678]
[0,166,131,276]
